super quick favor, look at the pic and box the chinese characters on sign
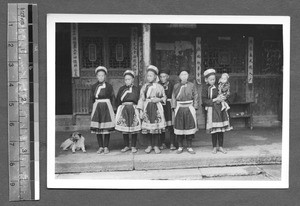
[248,37,254,84]
[195,37,202,84]
[88,43,97,62]
[138,36,143,86]
[71,23,80,78]
[131,27,138,76]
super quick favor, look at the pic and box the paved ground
[56,165,281,181]
[56,127,282,156]
[55,127,282,176]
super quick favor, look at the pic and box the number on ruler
[8,3,39,201]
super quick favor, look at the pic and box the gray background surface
[0,0,299,205]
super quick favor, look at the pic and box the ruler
[7,3,39,201]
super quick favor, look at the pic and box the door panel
[56,23,72,115]
[154,41,195,76]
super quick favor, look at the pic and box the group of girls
[89,65,232,155]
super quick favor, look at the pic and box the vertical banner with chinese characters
[247,37,254,84]
[142,24,151,82]
[71,23,80,78]
[195,37,202,84]
[131,27,138,76]
[138,36,143,86]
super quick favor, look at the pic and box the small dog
[60,132,86,153]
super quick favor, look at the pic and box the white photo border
[47,14,290,189]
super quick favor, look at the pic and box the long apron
[174,100,197,135]
[90,99,115,134]
[115,102,141,133]
[141,99,166,134]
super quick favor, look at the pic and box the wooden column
[246,37,254,102]
[142,24,151,83]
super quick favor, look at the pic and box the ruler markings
[8,3,39,201]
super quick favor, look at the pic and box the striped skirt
[174,100,197,135]
[90,99,115,134]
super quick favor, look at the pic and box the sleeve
[160,84,167,105]
[89,85,95,113]
[137,85,146,110]
[135,86,141,104]
[192,84,199,110]
[171,84,177,109]
[109,85,116,111]
[115,87,122,108]
[201,85,213,107]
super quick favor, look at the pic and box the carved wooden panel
[202,38,246,74]
[108,37,130,69]
[252,76,282,116]
[262,40,283,74]
[81,37,104,68]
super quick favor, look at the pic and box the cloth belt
[177,100,193,107]
[122,102,135,105]
[95,99,110,103]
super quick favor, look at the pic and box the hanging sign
[195,37,202,84]
[116,44,124,62]
[71,23,80,77]
[131,27,138,75]
[138,36,143,86]
[248,37,254,84]
[88,43,96,62]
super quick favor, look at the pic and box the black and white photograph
[47,15,290,189]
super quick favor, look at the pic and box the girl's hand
[219,95,226,101]
[214,95,225,103]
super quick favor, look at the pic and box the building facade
[56,23,283,128]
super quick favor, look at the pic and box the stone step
[55,165,280,181]
[55,127,282,174]
[55,146,281,174]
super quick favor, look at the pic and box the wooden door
[153,40,195,77]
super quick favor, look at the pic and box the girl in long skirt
[172,67,199,154]
[90,66,115,154]
[115,70,141,153]
[158,68,176,150]
[137,65,167,154]
[201,68,232,154]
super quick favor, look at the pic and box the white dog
[60,132,86,153]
